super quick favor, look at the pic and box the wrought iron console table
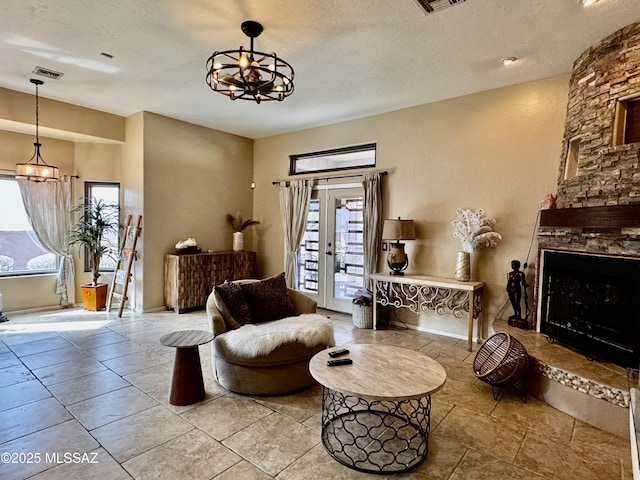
[370,273,484,351]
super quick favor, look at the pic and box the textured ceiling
[1,0,639,139]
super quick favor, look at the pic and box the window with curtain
[0,176,59,276]
[83,182,120,273]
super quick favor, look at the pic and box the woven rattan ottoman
[473,332,529,402]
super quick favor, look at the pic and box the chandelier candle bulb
[206,20,294,104]
[15,79,60,182]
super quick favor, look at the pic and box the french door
[296,186,365,313]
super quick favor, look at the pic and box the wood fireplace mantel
[540,204,640,230]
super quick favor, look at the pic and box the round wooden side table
[309,344,447,474]
[159,329,214,406]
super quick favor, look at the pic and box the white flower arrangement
[452,208,502,253]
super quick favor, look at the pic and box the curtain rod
[272,170,388,186]
[0,169,79,179]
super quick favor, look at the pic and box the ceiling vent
[32,66,64,80]
[412,0,466,14]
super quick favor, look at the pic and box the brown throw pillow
[213,281,253,326]
[240,273,298,323]
[212,289,241,330]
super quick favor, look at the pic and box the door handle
[326,251,333,256]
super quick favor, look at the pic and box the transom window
[289,143,376,176]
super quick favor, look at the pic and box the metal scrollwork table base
[370,273,485,352]
[309,345,447,474]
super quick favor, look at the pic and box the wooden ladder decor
[107,214,142,317]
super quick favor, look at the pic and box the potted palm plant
[69,198,120,311]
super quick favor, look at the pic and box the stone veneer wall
[537,229,640,258]
[535,22,640,328]
[555,22,640,210]
[539,21,640,255]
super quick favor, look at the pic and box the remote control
[327,358,352,367]
[328,348,349,358]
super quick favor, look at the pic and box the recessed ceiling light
[501,57,517,66]
[579,0,599,6]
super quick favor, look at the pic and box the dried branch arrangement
[225,213,260,232]
[452,208,501,253]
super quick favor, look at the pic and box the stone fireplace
[535,22,640,369]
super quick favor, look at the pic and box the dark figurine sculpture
[506,259,529,329]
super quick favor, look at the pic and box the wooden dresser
[164,251,257,313]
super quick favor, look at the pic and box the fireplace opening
[540,250,640,368]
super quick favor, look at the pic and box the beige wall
[253,75,569,335]
[71,142,123,300]
[0,84,254,314]
[122,112,145,312]
[0,87,124,143]
[0,130,76,311]
[0,134,124,310]
[0,82,253,311]
[0,76,568,324]
[0,85,125,313]
[140,112,254,311]
[0,130,75,173]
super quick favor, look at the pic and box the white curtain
[18,177,75,305]
[279,179,313,288]
[362,173,383,291]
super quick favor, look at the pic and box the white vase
[455,251,471,281]
[233,232,244,252]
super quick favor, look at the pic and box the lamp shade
[15,152,60,182]
[15,79,60,183]
[382,218,416,241]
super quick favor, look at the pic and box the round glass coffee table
[159,329,214,406]
[309,344,446,474]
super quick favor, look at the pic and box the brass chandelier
[15,79,60,182]
[205,21,294,103]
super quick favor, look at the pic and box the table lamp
[382,217,416,275]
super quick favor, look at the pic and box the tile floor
[0,307,632,479]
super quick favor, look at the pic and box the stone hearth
[494,318,629,438]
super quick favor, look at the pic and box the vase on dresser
[233,232,244,252]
